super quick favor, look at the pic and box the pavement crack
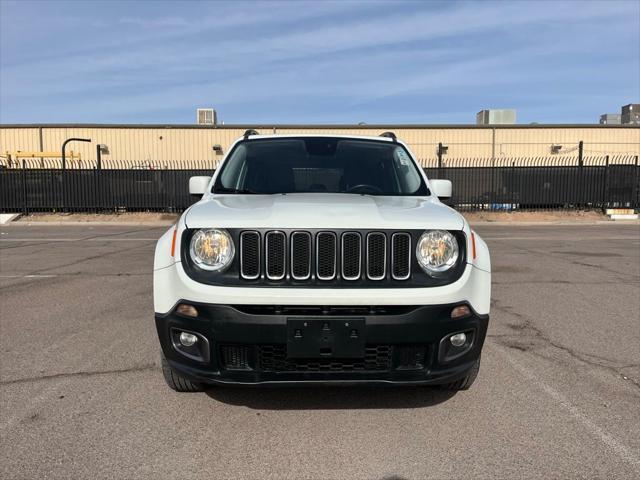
[78,227,161,242]
[0,364,157,386]
[506,242,639,282]
[27,242,150,275]
[492,299,640,390]
[0,241,58,251]
[46,272,151,278]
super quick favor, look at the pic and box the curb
[470,220,640,226]
[0,213,22,225]
[6,221,175,227]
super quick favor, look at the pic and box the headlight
[189,229,235,272]
[416,230,459,275]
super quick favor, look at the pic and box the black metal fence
[424,156,639,211]
[0,156,638,213]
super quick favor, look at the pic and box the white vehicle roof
[242,133,399,142]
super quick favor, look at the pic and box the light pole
[96,144,109,170]
[61,137,91,170]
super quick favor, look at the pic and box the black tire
[161,353,205,392]
[440,357,480,391]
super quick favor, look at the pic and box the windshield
[213,137,429,196]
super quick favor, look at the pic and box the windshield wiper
[214,187,261,194]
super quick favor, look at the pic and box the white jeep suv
[153,132,491,391]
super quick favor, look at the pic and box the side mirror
[189,176,211,196]
[430,179,452,199]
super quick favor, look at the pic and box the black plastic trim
[438,328,476,363]
[180,228,467,288]
[155,301,489,385]
[170,327,210,363]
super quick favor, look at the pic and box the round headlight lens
[189,229,235,272]
[416,230,459,274]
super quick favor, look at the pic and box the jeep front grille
[238,230,414,282]
[185,228,466,287]
[257,345,393,372]
[219,344,427,373]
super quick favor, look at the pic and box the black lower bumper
[155,303,489,386]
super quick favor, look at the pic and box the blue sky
[0,0,638,124]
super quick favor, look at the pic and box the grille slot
[290,232,312,280]
[366,232,387,280]
[236,229,421,284]
[395,345,426,370]
[265,231,286,280]
[220,345,252,371]
[341,232,362,280]
[257,345,393,372]
[316,232,337,280]
[391,233,411,280]
[240,231,260,279]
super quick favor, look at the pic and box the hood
[185,193,465,231]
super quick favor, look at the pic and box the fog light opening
[450,332,467,347]
[176,303,198,317]
[451,305,471,319]
[179,332,198,347]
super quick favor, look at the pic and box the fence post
[173,170,178,212]
[93,166,98,213]
[96,144,102,170]
[577,141,584,208]
[21,159,27,215]
[635,155,639,210]
[602,155,609,211]
[511,161,516,211]
[578,141,584,167]
[490,158,495,210]
[61,161,66,212]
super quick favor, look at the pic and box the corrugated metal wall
[1,125,638,167]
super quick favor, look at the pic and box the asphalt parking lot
[1,222,639,479]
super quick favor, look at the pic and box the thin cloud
[0,0,637,123]
[118,16,190,28]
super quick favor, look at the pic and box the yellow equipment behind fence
[1,151,82,168]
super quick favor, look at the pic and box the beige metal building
[1,123,638,168]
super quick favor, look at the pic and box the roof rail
[379,131,397,141]
[243,129,259,139]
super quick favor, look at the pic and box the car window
[214,137,429,196]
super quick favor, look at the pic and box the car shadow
[205,385,456,410]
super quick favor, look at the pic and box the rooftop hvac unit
[476,109,516,125]
[196,108,216,125]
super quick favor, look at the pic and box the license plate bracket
[286,318,365,358]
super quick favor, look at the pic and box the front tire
[161,353,205,392]
[440,357,480,391]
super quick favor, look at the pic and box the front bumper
[156,303,489,386]
[154,262,491,315]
